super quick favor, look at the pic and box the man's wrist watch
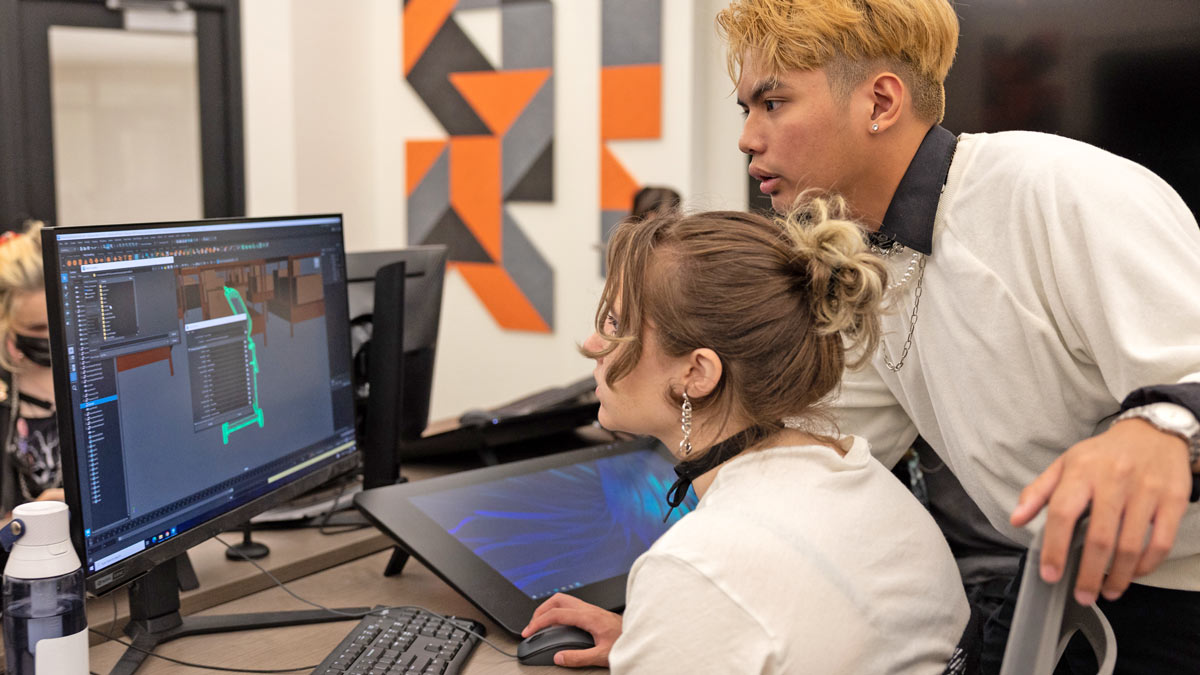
[1114,402,1200,467]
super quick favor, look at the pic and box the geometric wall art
[599,0,663,262]
[403,0,555,332]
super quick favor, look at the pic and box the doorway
[0,0,243,230]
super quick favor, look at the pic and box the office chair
[999,516,1116,675]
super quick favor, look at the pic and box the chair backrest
[999,516,1117,675]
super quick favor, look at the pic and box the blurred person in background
[0,221,63,520]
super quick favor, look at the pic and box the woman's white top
[608,437,969,674]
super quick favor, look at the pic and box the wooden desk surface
[84,457,609,674]
[88,548,605,674]
[85,523,393,642]
[82,427,619,674]
[82,459,488,642]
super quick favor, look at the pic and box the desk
[81,524,391,642]
[88,548,606,674]
[82,460,484,641]
[83,457,611,674]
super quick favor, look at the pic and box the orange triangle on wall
[403,0,456,75]
[600,144,640,211]
[449,136,502,262]
[453,262,551,333]
[406,140,447,196]
[449,68,551,136]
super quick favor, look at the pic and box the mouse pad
[355,437,696,635]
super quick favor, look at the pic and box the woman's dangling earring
[679,391,693,456]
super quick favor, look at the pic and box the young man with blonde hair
[718,0,1200,671]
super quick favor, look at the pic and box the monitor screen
[407,448,693,601]
[43,215,358,592]
[353,437,698,635]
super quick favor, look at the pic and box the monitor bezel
[42,214,360,596]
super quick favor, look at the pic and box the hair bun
[779,195,887,367]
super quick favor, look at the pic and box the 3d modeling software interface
[53,217,356,575]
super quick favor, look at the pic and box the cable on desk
[212,535,521,659]
[315,480,369,536]
[89,591,319,673]
[86,633,317,674]
[84,535,522,671]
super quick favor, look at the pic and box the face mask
[13,333,52,368]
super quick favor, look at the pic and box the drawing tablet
[354,437,696,636]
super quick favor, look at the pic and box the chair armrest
[1000,516,1117,675]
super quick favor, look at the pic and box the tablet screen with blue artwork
[409,449,696,600]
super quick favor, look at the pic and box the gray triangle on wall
[422,209,494,264]
[505,141,553,202]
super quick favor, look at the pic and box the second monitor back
[345,246,448,443]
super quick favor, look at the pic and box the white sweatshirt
[609,438,969,674]
[834,131,1200,591]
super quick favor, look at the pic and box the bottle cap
[11,501,70,547]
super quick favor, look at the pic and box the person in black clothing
[0,221,62,519]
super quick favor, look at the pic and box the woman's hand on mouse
[522,593,622,667]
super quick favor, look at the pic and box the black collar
[663,424,773,522]
[18,391,54,412]
[869,125,958,255]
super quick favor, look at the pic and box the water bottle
[1,501,89,674]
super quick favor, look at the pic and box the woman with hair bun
[521,199,969,673]
[0,221,64,519]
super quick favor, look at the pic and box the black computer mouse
[516,624,596,666]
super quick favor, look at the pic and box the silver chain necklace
[885,249,922,290]
[881,253,926,372]
[870,242,926,372]
[871,133,954,373]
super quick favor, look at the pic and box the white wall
[691,0,750,212]
[241,0,745,421]
[50,28,205,227]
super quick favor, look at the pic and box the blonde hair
[716,0,960,123]
[0,221,47,373]
[585,197,886,439]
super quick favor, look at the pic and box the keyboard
[312,607,484,675]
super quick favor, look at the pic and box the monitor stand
[109,555,369,675]
[175,551,199,591]
[224,522,269,561]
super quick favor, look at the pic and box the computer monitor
[345,247,447,484]
[42,215,362,672]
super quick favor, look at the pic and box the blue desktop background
[409,450,697,600]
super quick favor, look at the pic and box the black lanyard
[663,423,773,522]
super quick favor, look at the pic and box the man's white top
[835,131,1200,590]
[608,438,969,674]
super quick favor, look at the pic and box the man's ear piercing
[871,123,880,132]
